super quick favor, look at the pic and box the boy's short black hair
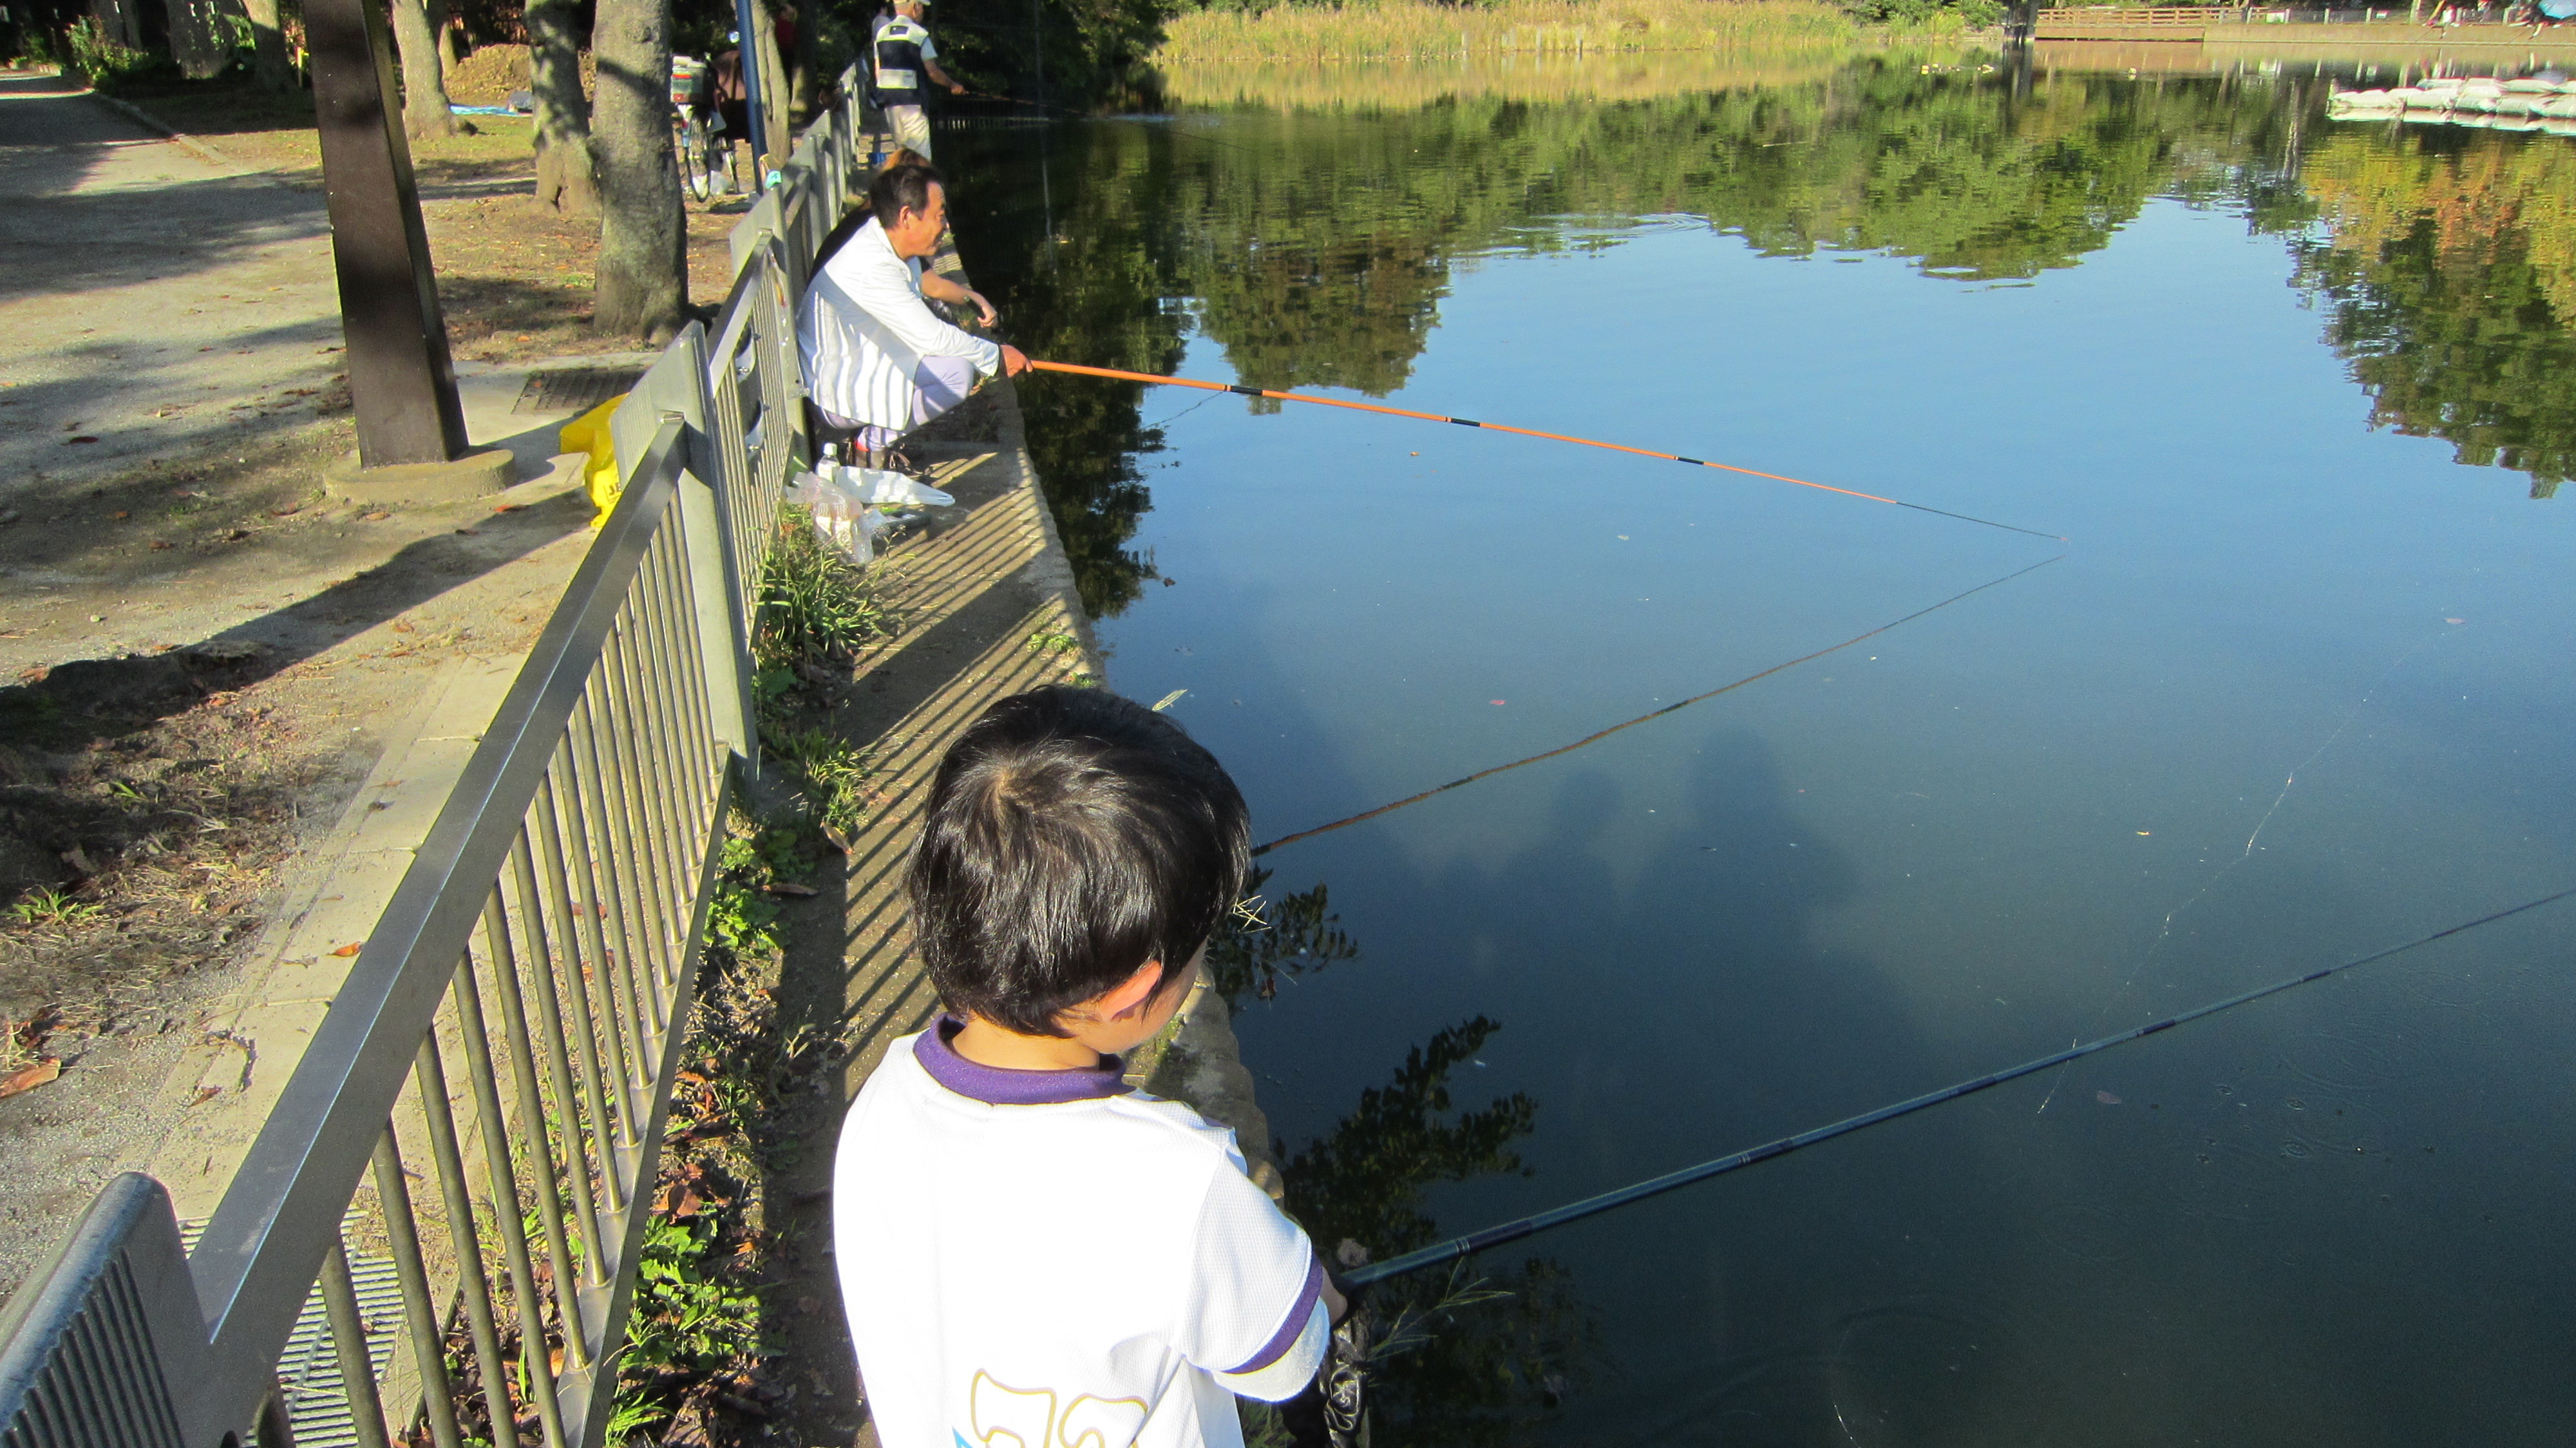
[907,685,1250,1037]
[868,158,941,229]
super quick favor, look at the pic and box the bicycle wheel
[677,112,714,203]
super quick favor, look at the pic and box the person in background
[799,157,1028,470]
[872,0,962,160]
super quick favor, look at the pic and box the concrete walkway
[0,67,342,499]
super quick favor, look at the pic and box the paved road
[0,69,344,501]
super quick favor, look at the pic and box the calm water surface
[948,54,2576,1445]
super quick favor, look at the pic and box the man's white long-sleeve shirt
[799,216,1001,430]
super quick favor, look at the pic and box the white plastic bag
[845,465,954,509]
[785,468,892,564]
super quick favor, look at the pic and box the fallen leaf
[453,527,479,537]
[188,1084,222,1106]
[492,502,522,513]
[150,540,172,550]
[0,1059,61,1101]
[330,942,363,957]
[390,620,414,634]
[763,882,818,897]
[112,510,130,520]
[359,510,389,522]
[270,506,300,517]
[2096,1090,2122,1105]
[65,436,99,445]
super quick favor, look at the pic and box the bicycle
[670,53,739,203]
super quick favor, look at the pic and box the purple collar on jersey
[914,1015,1130,1105]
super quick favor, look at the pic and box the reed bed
[1154,48,1861,108]
[1152,0,1859,65]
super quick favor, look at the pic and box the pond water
[945,50,2576,1446]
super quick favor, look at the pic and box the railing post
[613,327,757,768]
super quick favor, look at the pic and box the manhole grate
[515,367,645,415]
[182,1216,406,1448]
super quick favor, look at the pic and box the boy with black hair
[833,685,1347,1448]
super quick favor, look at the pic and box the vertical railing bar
[645,527,718,866]
[658,520,726,812]
[412,1033,517,1443]
[587,654,673,1039]
[640,527,716,940]
[371,1127,466,1448]
[445,951,573,1448]
[636,529,710,890]
[650,507,724,813]
[477,893,590,1374]
[583,658,670,1047]
[507,828,609,1279]
[598,611,683,994]
[317,1235,395,1448]
[567,687,659,1094]
[545,751,644,1156]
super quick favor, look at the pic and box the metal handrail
[1,74,880,1448]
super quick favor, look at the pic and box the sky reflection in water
[951,52,2576,1446]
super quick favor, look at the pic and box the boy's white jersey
[834,1018,1329,1448]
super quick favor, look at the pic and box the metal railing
[0,66,884,1448]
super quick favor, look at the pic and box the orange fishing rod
[1026,359,2066,542]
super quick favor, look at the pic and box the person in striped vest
[873,0,963,160]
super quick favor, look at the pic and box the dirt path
[0,67,343,502]
[0,62,739,1293]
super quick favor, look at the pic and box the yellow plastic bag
[559,394,628,528]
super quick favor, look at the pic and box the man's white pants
[885,104,933,160]
[822,355,976,452]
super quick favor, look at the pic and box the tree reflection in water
[951,57,2570,626]
[1204,877,1598,1445]
[2293,128,2576,499]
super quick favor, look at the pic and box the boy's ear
[1091,958,1166,1021]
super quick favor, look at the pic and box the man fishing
[872,0,963,160]
[799,158,1027,469]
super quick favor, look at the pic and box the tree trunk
[592,0,686,341]
[388,0,457,140]
[746,0,793,173]
[236,0,298,92]
[527,0,600,213]
[792,1,820,122]
[440,13,468,77]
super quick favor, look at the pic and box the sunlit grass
[1153,0,1861,65]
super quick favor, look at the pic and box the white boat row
[2327,75,2576,132]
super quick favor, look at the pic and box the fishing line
[1252,555,2063,857]
[2033,620,2458,1114]
[1343,883,2576,1288]
[1144,388,1226,433]
[1026,359,2065,541]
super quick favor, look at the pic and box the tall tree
[527,0,600,213]
[236,0,298,91]
[593,0,687,339]
[389,0,458,140]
